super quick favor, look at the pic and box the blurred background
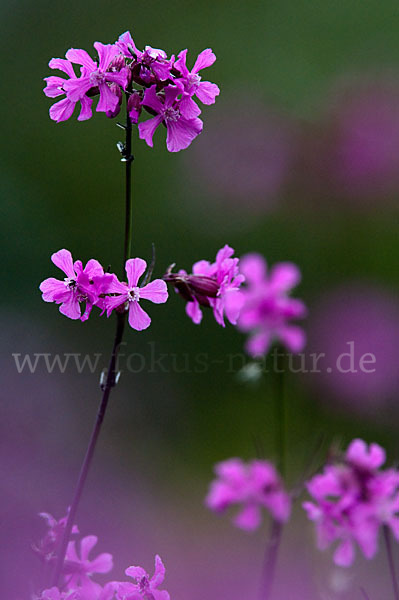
[2,0,399,598]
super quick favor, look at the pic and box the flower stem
[383,525,399,600]
[274,347,285,478]
[50,104,133,588]
[259,519,283,600]
[360,587,371,600]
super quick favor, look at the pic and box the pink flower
[303,439,399,566]
[39,249,105,321]
[164,244,244,326]
[227,253,307,356]
[174,48,220,118]
[34,511,79,561]
[139,85,203,152]
[43,59,93,123]
[63,42,128,115]
[100,555,170,600]
[206,458,291,531]
[64,535,113,596]
[104,258,168,330]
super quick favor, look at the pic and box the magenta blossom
[206,458,291,531]
[39,249,105,321]
[303,439,399,566]
[139,84,203,152]
[43,59,93,123]
[164,244,244,326]
[63,42,129,115]
[104,258,168,330]
[174,48,220,118]
[34,511,79,561]
[101,555,170,600]
[227,253,307,356]
[64,535,113,596]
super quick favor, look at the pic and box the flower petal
[138,115,163,148]
[193,48,216,73]
[140,279,168,304]
[51,249,76,278]
[65,48,97,70]
[128,301,151,330]
[166,116,203,152]
[49,98,76,123]
[126,258,147,287]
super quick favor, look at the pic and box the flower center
[187,73,201,90]
[64,277,76,289]
[163,106,179,122]
[128,287,140,302]
[90,69,106,85]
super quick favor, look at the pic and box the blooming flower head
[39,249,106,321]
[206,458,291,531]
[44,32,219,152]
[104,258,168,330]
[303,439,399,566]
[164,244,244,326]
[101,555,169,600]
[227,253,307,356]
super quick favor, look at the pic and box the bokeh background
[2,1,399,598]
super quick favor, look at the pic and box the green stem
[50,102,133,588]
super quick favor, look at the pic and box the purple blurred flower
[206,458,291,531]
[104,258,168,331]
[303,439,399,567]
[307,283,399,410]
[164,244,244,326]
[101,555,169,600]
[228,253,306,356]
[139,84,203,152]
[34,511,79,561]
[184,96,297,220]
[39,249,105,321]
[64,535,113,596]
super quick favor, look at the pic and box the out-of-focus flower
[139,85,203,152]
[33,511,79,562]
[183,96,297,222]
[227,253,306,357]
[39,249,105,321]
[303,439,399,567]
[164,244,244,326]
[307,283,399,410]
[101,555,170,600]
[206,458,291,531]
[64,535,113,596]
[298,73,399,207]
[104,258,168,330]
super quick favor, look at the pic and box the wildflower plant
[31,25,399,600]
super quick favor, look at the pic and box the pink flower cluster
[228,253,307,357]
[44,32,220,152]
[164,245,244,327]
[39,249,168,331]
[205,458,291,531]
[303,439,399,566]
[36,514,169,600]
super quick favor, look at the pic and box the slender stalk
[274,348,285,478]
[360,587,371,600]
[259,348,286,600]
[50,103,133,587]
[259,519,283,600]
[383,525,399,600]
